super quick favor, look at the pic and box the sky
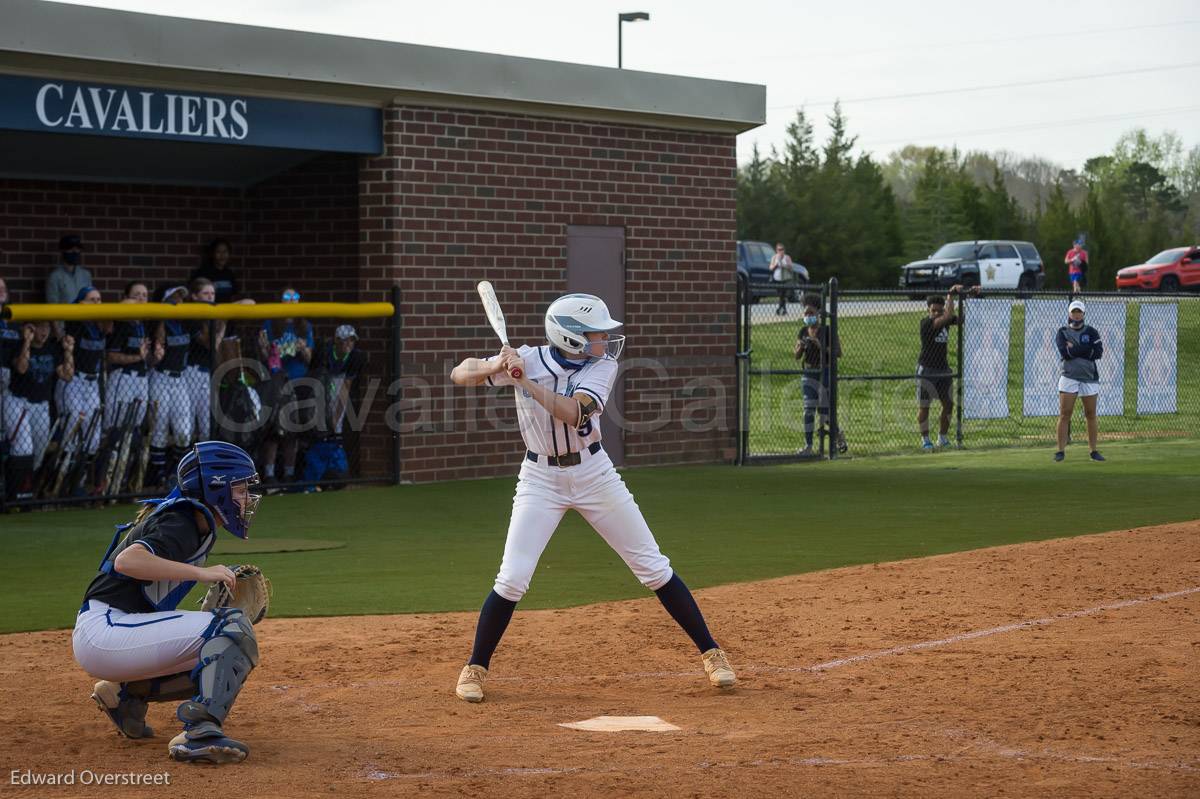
[53,0,1200,171]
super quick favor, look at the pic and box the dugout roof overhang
[0,0,766,187]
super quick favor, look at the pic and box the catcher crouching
[72,441,270,765]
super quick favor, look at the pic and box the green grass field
[3,439,1198,634]
[747,298,1200,456]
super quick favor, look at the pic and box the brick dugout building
[0,0,764,483]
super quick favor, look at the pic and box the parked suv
[1116,246,1200,292]
[737,240,811,302]
[899,240,1044,297]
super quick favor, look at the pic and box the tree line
[737,106,1200,289]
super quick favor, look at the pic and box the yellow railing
[1,302,395,322]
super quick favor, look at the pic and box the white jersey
[486,345,617,457]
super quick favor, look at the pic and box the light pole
[618,12,649,69]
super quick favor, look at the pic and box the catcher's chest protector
[98,496,217,612]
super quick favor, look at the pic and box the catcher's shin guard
[177,607,258,727]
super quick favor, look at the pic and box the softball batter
[73,440,263,764]
[449,293,736,702]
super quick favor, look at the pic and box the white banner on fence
[1088,301,1126,417]
[1022,300,1126,416]
[1137,303,1177,414]
[1023,300,1066,417]
[963,299,1012,419]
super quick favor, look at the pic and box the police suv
[900,240,1044,297]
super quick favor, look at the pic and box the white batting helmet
[545,293,625,359]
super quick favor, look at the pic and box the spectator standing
[105,281,157,431]
[1054,300,1105,462]
[303,324,368,488]
[189,238,240,304]
[256,287,313,485]
[62,287,108,469]
[793,296,845,456]
[1064,239,1088,295]
[5,322,73,497]
[47,235,94,336]
[186,278,223,443]
[147,285,194,487]
[915,286,976,451]
[769,242,794,316]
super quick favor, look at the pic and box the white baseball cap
[335,324,358,340]
[1068,300,1085,314]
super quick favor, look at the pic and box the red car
[1116,246,1200,292]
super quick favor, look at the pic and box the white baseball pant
[3,397,52,466]
[149,372,192,448]
[72,599,214,682]
[183,365,211,441]
[493,448,673,602]
[62,376,102,454]
[105,371,148,429]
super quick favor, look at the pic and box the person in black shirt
[105,281,157,432]
[5,321,73,497]
[916,285,977,450]
[793,296,845,456]
[148,285,193,487]
[302,325,368,488]
[73,440,264,764]
[188,238,239,304]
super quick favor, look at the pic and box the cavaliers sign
[0,74,382,154]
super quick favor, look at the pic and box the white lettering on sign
[34,83,251,141]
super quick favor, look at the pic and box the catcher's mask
[177,441,262,539]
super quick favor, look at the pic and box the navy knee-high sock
[654,574,718,653]
[468,590,518,670]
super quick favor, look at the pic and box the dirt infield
[3,522,1198,798]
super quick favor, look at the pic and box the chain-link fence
[739,280,1200,460]
[1,298,398,509]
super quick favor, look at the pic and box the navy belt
[160,370,183,378]
[527,441,601,467]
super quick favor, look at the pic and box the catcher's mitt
[199,564,272,624]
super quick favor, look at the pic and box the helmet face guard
[177,441,262,539]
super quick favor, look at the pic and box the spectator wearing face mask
[794,296,844,456]
[1054,299,1105,463]
[47,235,94,338]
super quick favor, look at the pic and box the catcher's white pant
[493,447,673,602]
[3,397,51,465]
[183,365,211,441]
[149,371,192,448]
[104,371,148,429]
[72,599,213,682]
[62,376,102,454]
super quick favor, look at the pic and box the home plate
[558,715,680,732]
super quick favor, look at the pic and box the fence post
[828,277,840,461]
[390,284,403,485]
[956,292,965,448]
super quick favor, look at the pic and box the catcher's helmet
[544,294,625,359]
[177,441,261,539]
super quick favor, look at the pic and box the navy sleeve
[132,507,201,564]
[1055,329,1070,360]
[1090,327,1103,361]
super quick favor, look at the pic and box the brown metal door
[566,225,626,466]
